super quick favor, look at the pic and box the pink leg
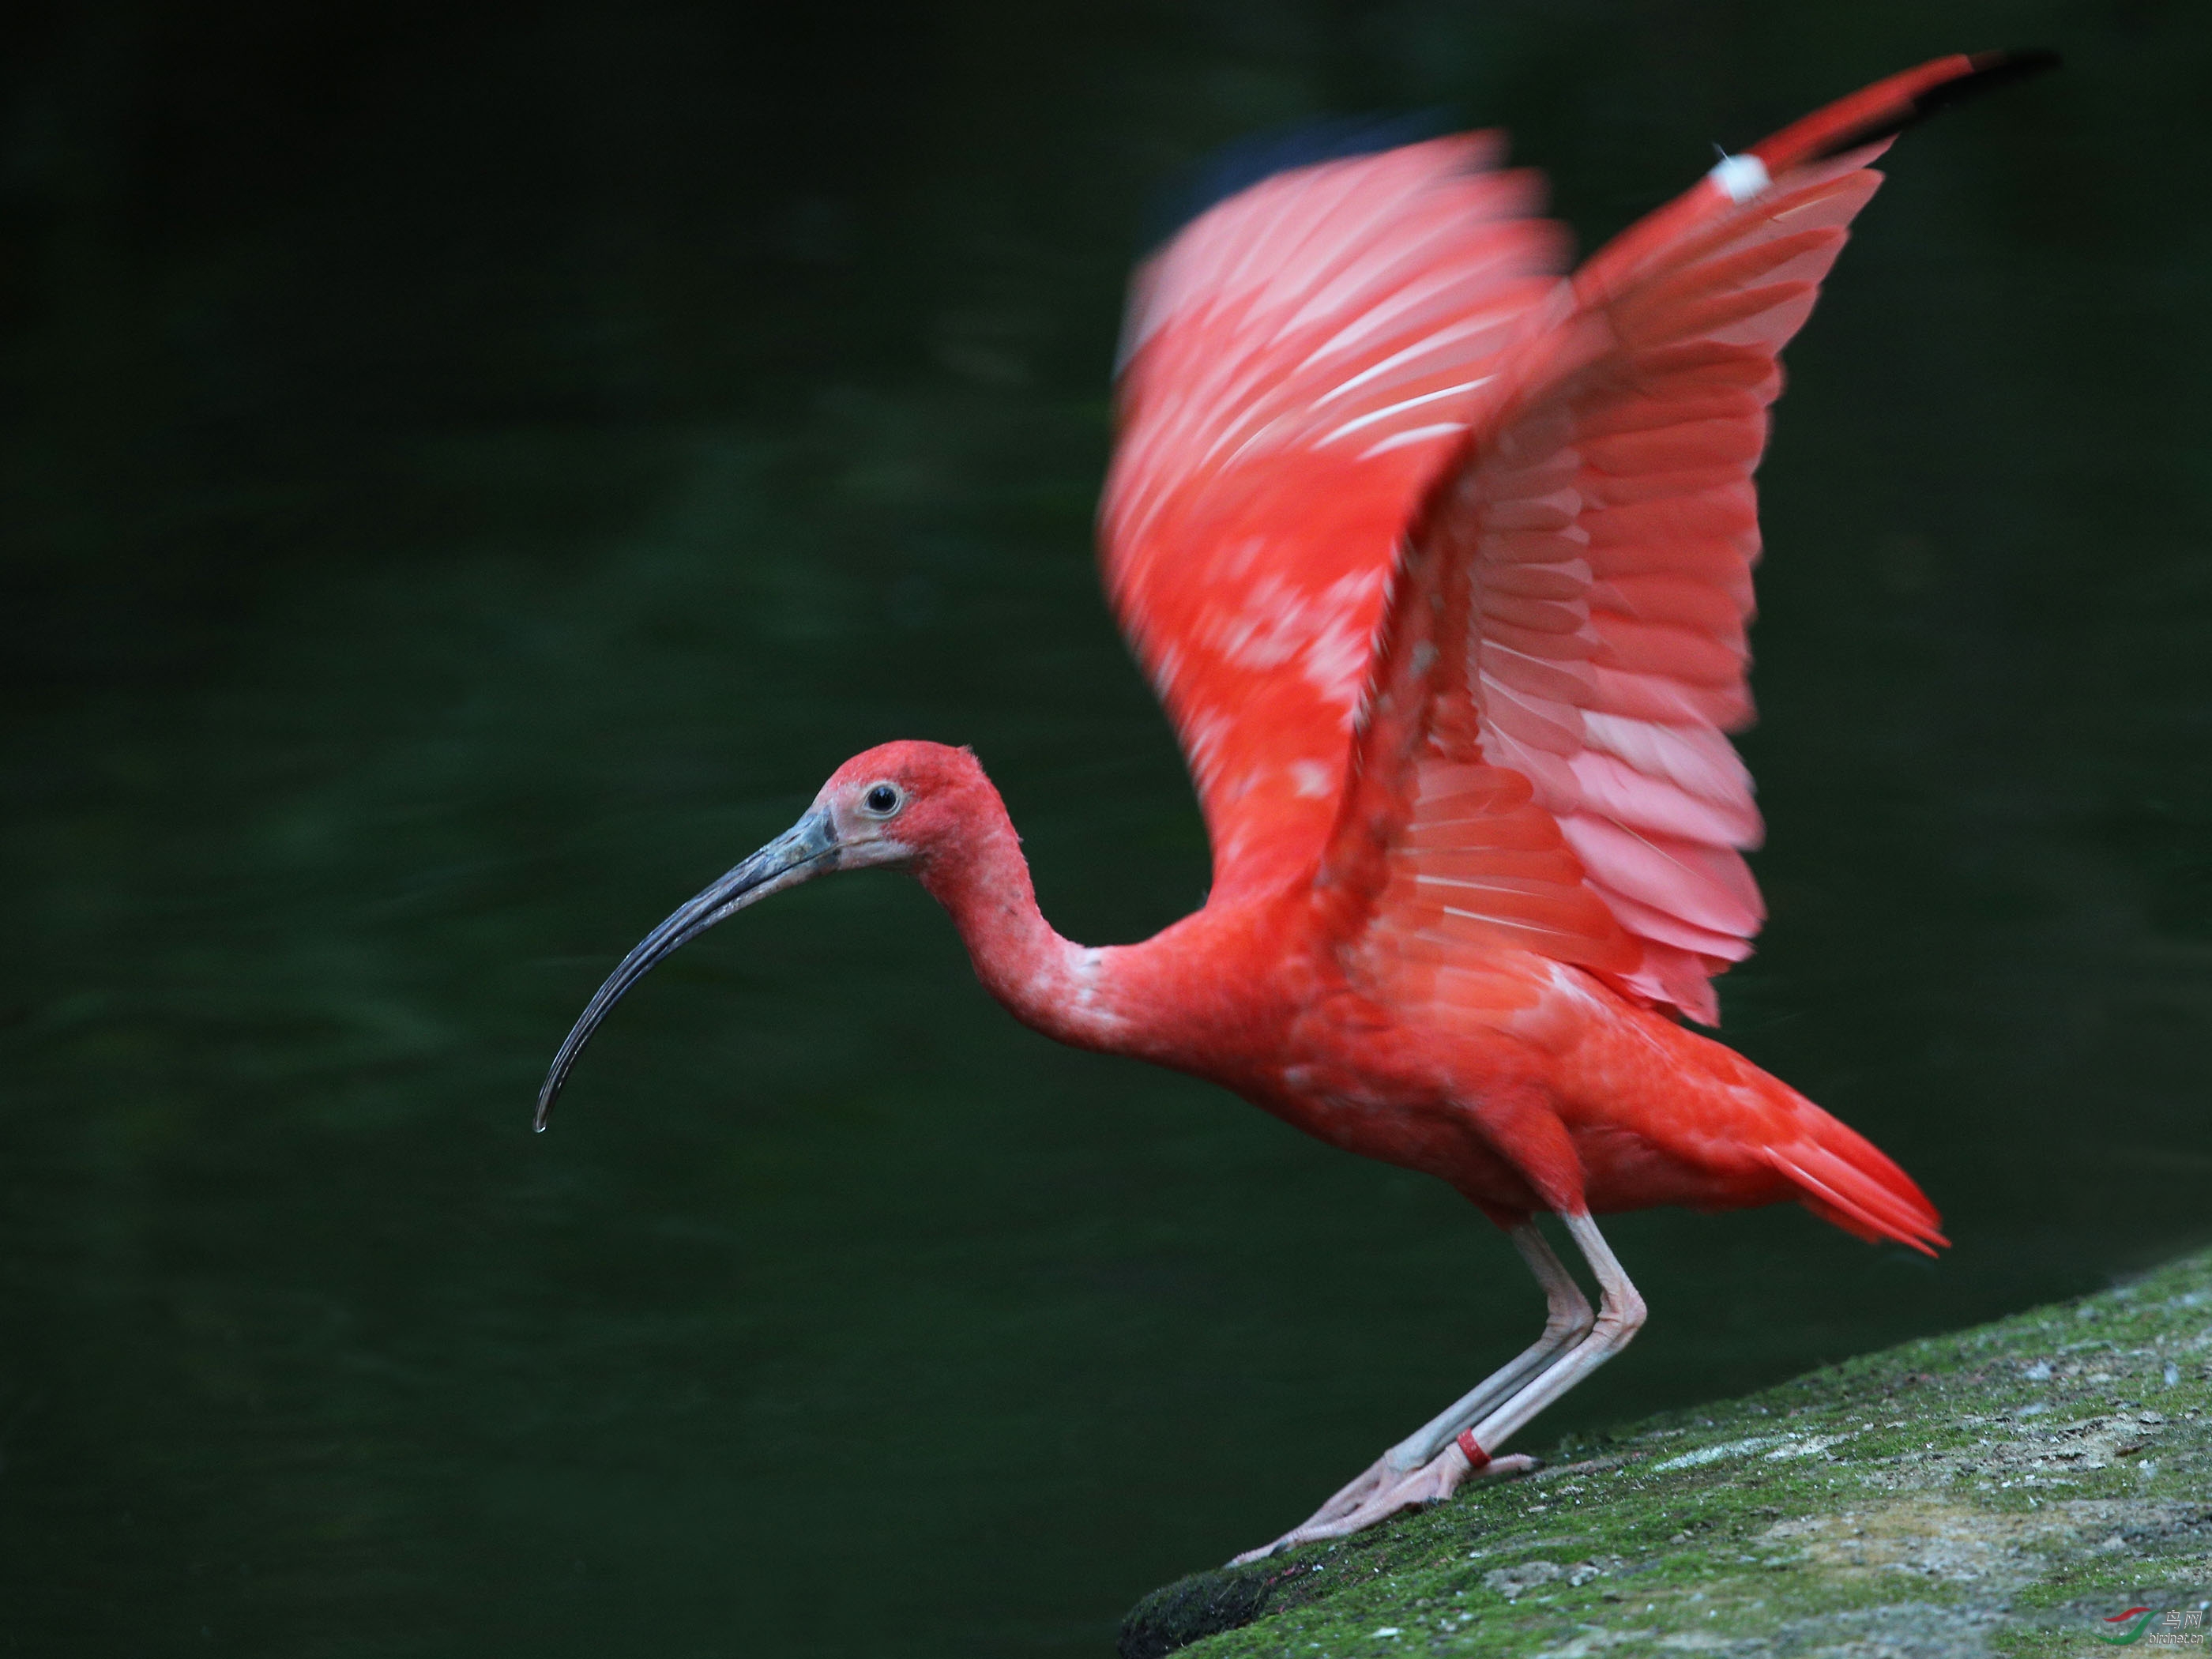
[1454,1213,1646,1456]
[1230,1221,1599,1563]
[1232,1212,1643,1562]
[1382,1224,1597,1471]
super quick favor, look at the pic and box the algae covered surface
[1125,1249,2212,1657]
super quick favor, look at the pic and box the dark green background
[3,2,2206,1654]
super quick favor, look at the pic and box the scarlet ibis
[538,53,2052,1559]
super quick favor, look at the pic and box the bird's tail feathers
[1764,1120,1947,1258]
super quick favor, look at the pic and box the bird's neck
[912,792,1262,1066]
[912,802,1127,1051]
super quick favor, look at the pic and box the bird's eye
[863,783,902,816]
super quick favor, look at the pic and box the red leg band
[1457,1429,1490,1470]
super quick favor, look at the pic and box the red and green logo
[2099,1608,2157,1646]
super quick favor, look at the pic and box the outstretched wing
[1322,55,2025,1025]
[1100,137,1564,901]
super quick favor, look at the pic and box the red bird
[538,54,2050,1559]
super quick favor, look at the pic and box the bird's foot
[1282,1450,1399,1532]
[1228,1445,1538,1564]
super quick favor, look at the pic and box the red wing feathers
[1101,139,1565,900]
[1106,56,2030,1028]
[1326,149,1897,1025]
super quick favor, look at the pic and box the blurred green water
[3,3,2209,1655]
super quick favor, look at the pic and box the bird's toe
[1307,1453,1397,1524]
[1232,1442,1534,1559]
[1477,1451,1542,1480]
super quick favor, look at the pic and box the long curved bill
[535,809,839,1131]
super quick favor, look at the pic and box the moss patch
[1121,1248,2212,1657]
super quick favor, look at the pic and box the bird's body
[539,52,2048,1558]
[915,784,1899,1234]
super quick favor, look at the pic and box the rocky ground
[1121,1248,2212,1658]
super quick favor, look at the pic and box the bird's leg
[1380,1222,1595,1473]
[1228,1221,1594,1564]
[1279,1225,1591,1532]
[1448,1211,1646,1465]
[1233,1212,1643,1561]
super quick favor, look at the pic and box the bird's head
[812,739,997,874]
[533,739,994,1130]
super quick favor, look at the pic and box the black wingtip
[1805,47,2063,164]
[1938,47,2065,111]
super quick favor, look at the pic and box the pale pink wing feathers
[1100,139,1565,900]
[1328,150,1895,1024]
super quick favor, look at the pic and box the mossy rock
[1122,1247,2212,1656]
